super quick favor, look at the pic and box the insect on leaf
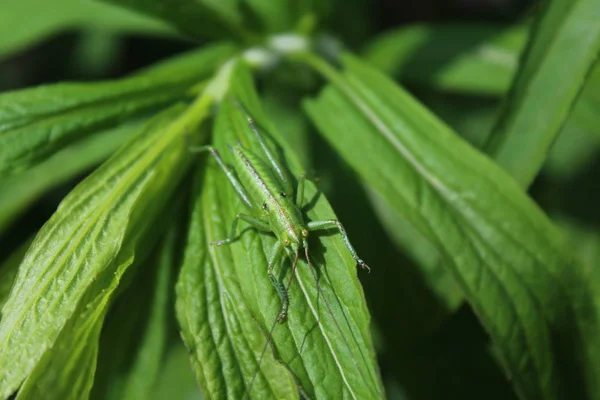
[176,61,384,400]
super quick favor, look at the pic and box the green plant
[0,0,599,399]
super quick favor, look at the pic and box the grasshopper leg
[212,214,270,246]
[266,242,289,323]
[191,145,254,209]
[307,219,370,272]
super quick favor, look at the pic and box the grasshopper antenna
[245,250,301,400]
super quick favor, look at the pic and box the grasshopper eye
[283,239,290,246]
[301,229,309,238]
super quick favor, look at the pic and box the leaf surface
[0,42,236,174]
[303,54,600,400]
[0,98,205,398]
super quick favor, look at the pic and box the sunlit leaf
[0,100,204,398]
[0,42,236,174]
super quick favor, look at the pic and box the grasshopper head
[282,226,309,253]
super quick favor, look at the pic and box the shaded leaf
[303,54,600,400]
[91,218,178,400]
[0,238,33,313]
[0,0,176,60]
[150,344,203,400]
[99,0,245,41]
[0,42,236,174]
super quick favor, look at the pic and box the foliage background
[1,0,599,399]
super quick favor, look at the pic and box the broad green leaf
[99,0,245,41]
[176,62,383,399]
[303,54,600,400]
[484,0,600,187]
[0,42,236,174]
[0,91,210,397]
[0,121,140,233]
[0,0,176,60]
[16,251,136,400]
[365,189,463,311]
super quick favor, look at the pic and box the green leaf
[303,54,600,400]
[99,0,245,41]
[0,121,140,233]
[241,0,295,33]
[119,229,174,400]
[150,344,203,400]
[0,0,176,60]
[484,0,600,187]
[0,98,206,398]
[176,62,383,399]
[363,22,600,145]
[0,42,236,175]
[363,23,526,96]
[92,224,176,400]
[15,250,136,400]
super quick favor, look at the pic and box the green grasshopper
[192,99,369,396]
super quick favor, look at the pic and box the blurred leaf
[363,23,525,96]
[0,97,207,398]
[364,23,600,145]
[99,0,245,41]
[119,229,174,400]
[0,42,236,174]
[176,62,383,399]
[554,217,600,282]
[544,119,600,181]
[0,0,176,60]
[241,0,294,33]
[485,0,600,187]
[0,121,140,233]
[150,344,203,400]
[303,54,600,400]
